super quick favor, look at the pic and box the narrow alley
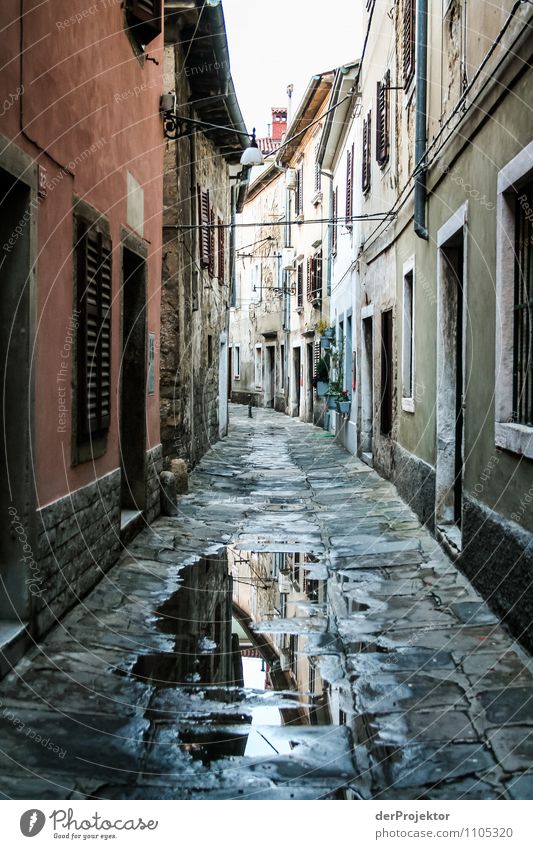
[0,406,531,801]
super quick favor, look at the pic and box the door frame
[435,202,468,539]
[0,136,37,627]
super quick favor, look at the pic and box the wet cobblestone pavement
[1,405,532,800]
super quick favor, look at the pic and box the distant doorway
[293,347,301,416]
[120,247,147,515]
[380,309,393,437]
[266,346,275,408]
[436,205,467,551]
[361,315,374,459]
[306,342,314,422]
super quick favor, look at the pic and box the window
[332,186,338,255]
[314,144,321,194]
[207,334,213,367]
[295,165,304,216]
[280,344,285,389]
[402,0,416,88]
[254,344,262,388]
[251,263,262,303]
[297,262,304,307]
[495,142,533,458]
[217,217,225,284]
[346,145,354,228]
[307,251,323,304]
[75,216,112,445]
[402,261,415,409]
[125,0,162,46]
[233,345,240,379]
[376,71,390,167]
[362,111,372,194]
[208,207,215,278]
[198,186,210,268]
[513,184,533,427]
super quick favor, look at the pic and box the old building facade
[161,1,248,470]
[0,0,164,674]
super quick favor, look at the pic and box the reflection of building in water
[230,547,329,724]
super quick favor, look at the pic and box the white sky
[222,0,363,137]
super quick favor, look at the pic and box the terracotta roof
[257,137,282,155]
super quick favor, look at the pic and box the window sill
[495,422,533,459]
[402,397,415,413]
[311,191,323,207]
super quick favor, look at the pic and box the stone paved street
[1,405,532,800]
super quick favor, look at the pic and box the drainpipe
[414,0,429,240]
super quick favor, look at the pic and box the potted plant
[315,355,330,398]
[325,381,341,410]
[316,318,335,349]
[337,389,351,415]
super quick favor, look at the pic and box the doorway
[306,342,314,422]
[120,247,147,516]
[361,315,374,459]
[380,309,393,436]
[293,347,301,417]
[436,207,467,549]
[266,346,275,408]
[228,347,232,399]
[0,168,33,629]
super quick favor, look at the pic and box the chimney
[271,107,287,141]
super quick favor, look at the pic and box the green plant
[316,318,329,336]
[316,355,330,382]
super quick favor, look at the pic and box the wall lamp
[160,93,264,166]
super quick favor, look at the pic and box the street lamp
[160,95,264,166]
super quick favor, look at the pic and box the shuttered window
[402,0,416,88]
[314,144,321,194]
[198,186,210,268]
[217,217,225,284]
[295,166,304,215]
[376,71,390,167]
[125,0,162,46]
[297,262,304,307]
[362,112,372,194]
[76,219,112,441]
[307,257,313,302]
[513,182,533,426]
[346,145,354,228]
[332,186,338,255]
[208,206,216,277]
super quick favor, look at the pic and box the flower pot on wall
[324,328,335,340]
[316,381,328,398]
[326,395,338,410]
[320,336,331,350]
[337,400,351,414]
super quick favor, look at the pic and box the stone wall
[392,441,436,530]
[35,470,121,636]
[145,444,163,524]
[160,42,230,470]
[461,496,533,653]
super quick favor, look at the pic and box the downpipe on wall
[414,0,429,240]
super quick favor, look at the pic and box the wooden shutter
[198,186,210,268]
[307,257,313,302]
[208,206,215,277]
[362,112,371,193]
[297,263,303,307]
[314,145,321,193]
[332,186,338,255]
[296,167,303,215]
[315,250,323,300]
[125,0,162,45]
[376,71,390,166]
[402,0,416,87]
[77,221,112,440]
[346,145,354,228]
[217,217,225,284]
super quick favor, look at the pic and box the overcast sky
[222,0,363,137]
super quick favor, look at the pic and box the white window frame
[495,140,533,459]
[254,343,263,389]
[401,256,415,412]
